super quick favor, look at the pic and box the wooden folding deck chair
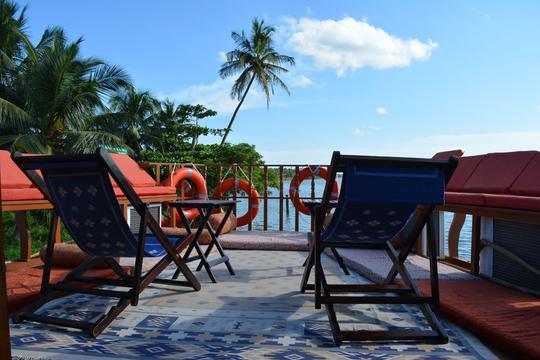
[11,148,201,337]
[300,151,458,345]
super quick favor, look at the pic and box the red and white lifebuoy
[289,166,339,215]
[162,167,207,224]
[212,178,259,227]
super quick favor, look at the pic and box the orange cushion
[39,243,114,269]
[1,187,45,201]
[162,227,212,245]
[209,212,237,233]
[6,266,126,314]
[510,153,540,197]
[461,151,536,194]
[0,150,33,188]
[416,279,540,360]
[114,185,176,197]
[109,153,157,187]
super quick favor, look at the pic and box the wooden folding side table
[169,200,236,283]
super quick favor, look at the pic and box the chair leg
[330,247,349,275]
[300,244,315,292]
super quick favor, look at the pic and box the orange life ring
[161,167,208,224]
[289,166,339,215]
[212,178,259,227]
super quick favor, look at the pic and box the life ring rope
[212,177,260,227]
[289,166,339,215]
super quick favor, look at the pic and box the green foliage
[140,143,279,193]
[2,210,72,261]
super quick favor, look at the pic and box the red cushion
[416,279,540,360]
[114,185,176,197]
[109,153,157,187]
[446,155,484,191]
[431,149,463,160]
[444,192,486,206]
[0,150,33,188]
[484,194,540,212]
[461,151,536,194]
[6,266,127,314]
[1,187,45,201]
[509,153,540,197]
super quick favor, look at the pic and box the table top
[170,199,237,208]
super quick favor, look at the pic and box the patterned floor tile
[11,250,497,359]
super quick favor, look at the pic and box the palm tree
[0,0,36,82]
[106,86,159,154]
[219,18,295,145]
[0,27,130,154]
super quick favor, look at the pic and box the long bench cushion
[444,192,486,206]
[113,185,176,197]
[0,150,33,188]
[2,187,45,201]
[446,155,484,191]
[461,151,536,194]
[509,152,540,197]
[109,153,158,187]
[484,194,540,212]
[416,279,540,360]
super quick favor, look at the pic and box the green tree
[105,85,159,154]
[143,101,220,153]
[219,18,295,145]
[0,27,130,154]
[0,0,36,82]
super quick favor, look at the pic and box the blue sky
[23,0,540,163]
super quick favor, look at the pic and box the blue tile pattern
[10,250,495,359]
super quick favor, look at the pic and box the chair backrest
[320,152,458,246]
[12,148,163,257]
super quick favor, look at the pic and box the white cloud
[218,51,227,62]
[290,74,315,88]
[158,78,267,115]
[353,128,365,136]
[378,131,540,157]
[260,131,540,164]
[283,17,438,76]
[376,107,387,115]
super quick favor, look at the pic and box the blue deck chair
[300,151,458,345]
[11,148,201,337]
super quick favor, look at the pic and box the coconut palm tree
[0,0,36,81]
[0,27,130,154]
[218,18,295,145]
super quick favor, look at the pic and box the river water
[234,178,472,261]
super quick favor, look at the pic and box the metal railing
[143,162,331,232]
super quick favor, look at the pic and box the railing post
[0,168,12,360]
[248,165,253,231]
[15,211,31,260]
[232,165,238,216]
[471,215,482,275]
[294,166,300,232]
[279,166,284,231]
[263,165,268,231]
[155,164,161,184]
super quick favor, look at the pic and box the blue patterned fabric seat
[11,148,201,337]
[301,151,458,346]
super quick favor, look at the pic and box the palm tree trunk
[220,75,255,145]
